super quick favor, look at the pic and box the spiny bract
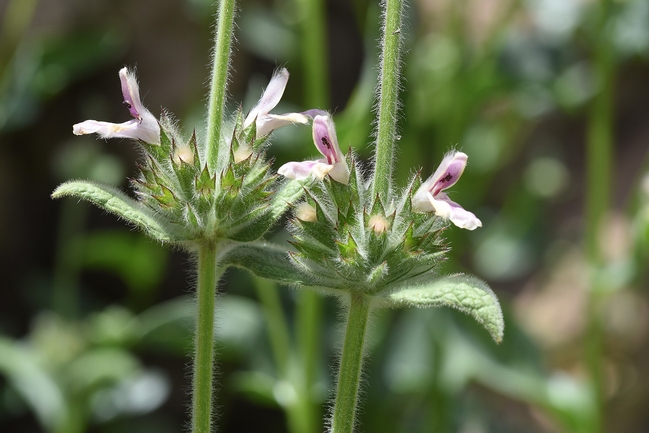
[132,110,277,243]
[288,152,450,297]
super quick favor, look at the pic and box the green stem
[331,293,371,433]
[294,0,329,430]
[585,0,614,430]
[586,0,614,264]
[254,278,291,376]
[297,0,329,108]
[372,0,404,198]
[192,242,222,433]
[296,290,323,433]
[205,0,237,172]
[256,278,314,433]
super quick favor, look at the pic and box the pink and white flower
[244,68,309,138]
[73,68,160,144]
[413,151,482,230]
[278,114,349,184]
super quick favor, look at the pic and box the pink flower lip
[412,151,482,230]
[278,114,349,184]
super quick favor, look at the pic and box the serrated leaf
[385,274,504,343]
[52,180,183,244]
[221,242,319,286]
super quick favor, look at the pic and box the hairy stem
[331,293,371,433]
[192,242,222,433]
[205,0,237,171]
[372,0,404,198]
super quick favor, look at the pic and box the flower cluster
[66,65,482,276]
[66,67,314,245]
[276,116,482,298]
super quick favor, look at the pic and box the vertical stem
[297,0,329,108]
[425,336,451,433]
[255,278,291,376]
[205,0,237,171]
[296,290,323,433]
[585,0,614,430]
[256,278,313,433]
[295,0,329,430]
[331,293,371,433]
[586,0,614,263]
[192,242,222,433]
[372,0,404,198]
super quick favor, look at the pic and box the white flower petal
[257,112,309,137]
[244,68,290,129]
[73,68,160,144]
[328,161,350,185]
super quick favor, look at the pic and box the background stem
[331,293,371,433]
[205,0,236,172]
[255,278,314,433]
[585,0,614,430]
[372,0,404,198]
[297,0,329,109]
[295,290,323,433]
[294,0,330,430]
[192,242,222,433]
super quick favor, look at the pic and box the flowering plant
[51,0,503,432]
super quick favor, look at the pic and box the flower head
[244,68,309,138]
[278,114,350,184]
[413,151,482,230]
[73,68,160,144]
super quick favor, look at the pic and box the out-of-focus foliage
[2,0,649,432]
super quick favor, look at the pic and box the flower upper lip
[412,151,482,230]
[244,68,309,138]
[73,68,160,144]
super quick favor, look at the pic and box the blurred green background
[1,0,648,432]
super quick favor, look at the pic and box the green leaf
[384,274,504,343]
[221,242,318,286]
[52,180,183,244]
[0,337,66,429]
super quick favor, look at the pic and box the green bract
[289,153,447,294]
[262,152,504,343]
[53,110,302,249]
